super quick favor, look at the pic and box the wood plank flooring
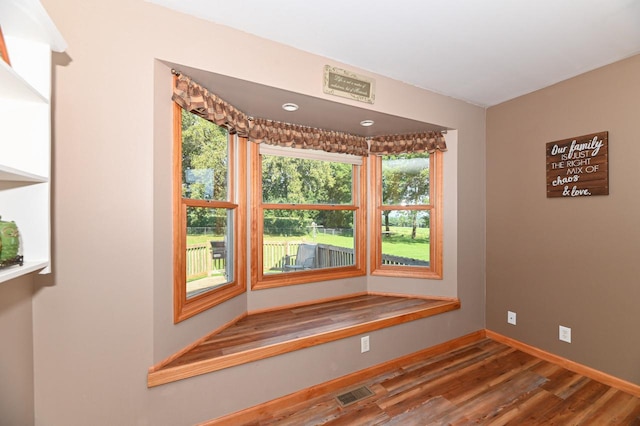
[148,294,460,387]
[231,339,640,425]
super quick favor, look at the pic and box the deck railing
[263,241,357,271]
[263,241,301,271]
[316,244,355,268]
[186,243,226,280]
[186,241,428,278]
[381,253,429,267]
[186,243,209,280]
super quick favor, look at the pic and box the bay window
[170,71,448,320]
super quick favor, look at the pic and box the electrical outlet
[361,336,370,353]
[559,325,571,343]
[507,311,517,325]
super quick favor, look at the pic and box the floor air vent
[335,386,374,407]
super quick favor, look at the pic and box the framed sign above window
[323,65,375,104]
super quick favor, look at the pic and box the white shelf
[0,0,65,284]
[0,260,48,284]
[0,59,48,103]
[0,164,47,183]
[0,0,66,52]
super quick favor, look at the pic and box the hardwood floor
[233,339,640,425]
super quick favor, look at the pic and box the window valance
[172,73,251,136]
[172,71,446,157]
[248,118,368,156]
[369,132,447,155]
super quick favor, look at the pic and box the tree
[261,154,313,233]
[316,162,353,228]
[261,155,354,234]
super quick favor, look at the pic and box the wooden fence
[187,241,428,278]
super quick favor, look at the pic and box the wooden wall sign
[546,131,609,198]
[323,65,375,104]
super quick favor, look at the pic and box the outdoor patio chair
[210,241,226,260]
[210,240,226,271]
[283,243,317,271]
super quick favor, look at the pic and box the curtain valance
[172,72,446,157]
[248,118,368,156]
[172,74,251,136]
[369,132,447,155]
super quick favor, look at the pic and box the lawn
[187,234,223,245]
[381,226,430,261]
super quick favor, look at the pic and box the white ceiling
[151,0,640,107]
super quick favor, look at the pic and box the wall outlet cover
[361,336,370,353]
[507,311,517,325]
[559,325,571,343]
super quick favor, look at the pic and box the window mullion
[261,203,356,211]
[183,199,238,209]
[380,205,432,211]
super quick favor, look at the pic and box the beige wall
[487,54,640,385]
[0,276,35,426]
[18,0,486,424]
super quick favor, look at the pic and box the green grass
[187,235,224,245]
[381,226,430,261]
[187,226,429,261]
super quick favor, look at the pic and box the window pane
[181,109,228,201]
[380,210,430,267]
[262,155,353,204]
[262,209,355,274]
[382,153,430,205]
[186,206,234,298]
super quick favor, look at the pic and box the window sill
[252,266,366,290]
[370,267,443,280]
[148,293,460,387]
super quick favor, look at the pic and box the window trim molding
[250,142,367,290]
[173,103,247,323]
[259,144,363,165]
[369,151,443,279]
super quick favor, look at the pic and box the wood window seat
[147,293,460,387]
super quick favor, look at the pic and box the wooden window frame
[173,103,246,323]
[370,151,443,279]
[250,142,367,290]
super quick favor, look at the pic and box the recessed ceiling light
[360,120,375,127]
[282,103,299,112]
